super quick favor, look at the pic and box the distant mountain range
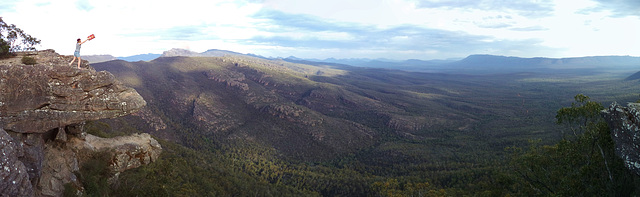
[284,54,640,74]
[83,54,159,63]
[285,56,460,72]
[160,48,254,57]
[299,54,640,74]
[118,53,161,62]
[445,54,640,74]
[86,48,640,75]
[82,54,117,63]
[85,49,261,63]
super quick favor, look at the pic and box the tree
[0,17,40,57]
[555,94,604,137]
[508,94,637,196]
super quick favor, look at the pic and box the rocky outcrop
[204,70,249,91]
[0,54,146,133]
[70,133,161,173]
[161,48,202,57]
[27,132,161,197]
[601,102,640,176]
[0,50,159,196]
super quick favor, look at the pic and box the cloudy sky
[2,0,639,60]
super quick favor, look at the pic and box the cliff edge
[0,50,160,197]
[602,102,640,176]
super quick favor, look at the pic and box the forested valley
[73,54,640,196]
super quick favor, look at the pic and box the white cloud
[2,0,639,59]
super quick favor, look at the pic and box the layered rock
[0,50,159,197]
[0,56,145,133]
[601,102,640,176]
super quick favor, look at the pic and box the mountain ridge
[93,55,383,160]
[90,48,640,75]
[448,54,640,71]
[118,53,161,62]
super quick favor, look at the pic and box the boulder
[70,133,161,173]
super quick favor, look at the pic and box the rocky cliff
[0,50,161,197]
[602,102,640,176]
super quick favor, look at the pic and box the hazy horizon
[90,48,640,62]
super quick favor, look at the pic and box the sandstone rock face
[601,102,640,176]
[70,133,161,173]
[0,50,159,197]
[38,141,80,197]
[0,129,33,197]
[35,133,161,196]
[0,55,146,133]
[7,132,45,191]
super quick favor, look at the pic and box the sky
[1,0,639,60]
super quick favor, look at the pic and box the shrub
[74,151,113,196]
[21,56,36,65]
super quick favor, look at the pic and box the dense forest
[72,94,639,196]
[68,53,640,196]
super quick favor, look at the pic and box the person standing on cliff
[69,38,88,69]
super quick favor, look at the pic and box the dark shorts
[74,51,80,57]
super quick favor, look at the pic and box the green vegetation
[0,17,40,57]
[507,94,639,196]
[0,39,9,57]
[111,140,317,196]
[86,55,640,196]
[79,152,112,196]
[21,56,36,65]
[76,92,640,196]
[66,151,113,197]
